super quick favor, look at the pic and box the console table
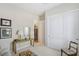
[12,39,31,54]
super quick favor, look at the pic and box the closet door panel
[47,14,64,49]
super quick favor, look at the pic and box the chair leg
[61,49,63,56]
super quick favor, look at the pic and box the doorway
[34,25,38,42]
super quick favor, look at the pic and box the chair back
[69,41,78,55]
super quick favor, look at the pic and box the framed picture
[0,18,11,26]
[0,28,12,39]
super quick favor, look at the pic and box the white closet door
[64,10,79,41]
[46,10,79,50]
[47,14,64,49]
[63,12,74,42]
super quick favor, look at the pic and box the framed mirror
[0,28,12,39]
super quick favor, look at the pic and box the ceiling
[0,3,61,16]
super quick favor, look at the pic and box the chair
[61,41,78,56]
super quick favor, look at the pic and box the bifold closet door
[46,14,64,49]
[63,10,79,41]
[46,10,79,50]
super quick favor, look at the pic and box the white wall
[38,20,45,45]
[38,14,45,45]
[0,4,38,52]
[45,3,79,50]
[46,3,79,16]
